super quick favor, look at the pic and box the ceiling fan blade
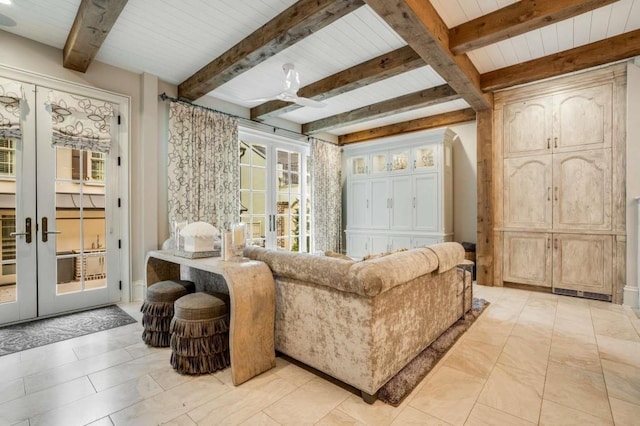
[293,96,327,108]
[245,96,278,103]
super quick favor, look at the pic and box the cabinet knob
[547,138,550,149]
[554,186,558,201]
[547,187,551,201]
[554,137,558,149]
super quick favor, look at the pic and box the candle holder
[230,222,247,259]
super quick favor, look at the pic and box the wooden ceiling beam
[178,0,364,101]
[481,28,640,91]
[364,0,490,111]
[339,108,476,144]
[251,45,424,120]
[302,84,460,134]
[450,0,619,55]
[63,0,128,72]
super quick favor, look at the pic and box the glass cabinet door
[371,153,388,173]
[413,145,438,171]
[390,150,409,172]
[351,156,368,176]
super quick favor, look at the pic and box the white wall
[625,60,640,308]
[449,122,477,244]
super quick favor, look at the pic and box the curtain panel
[46,90,115,153]
[311,138,342,253]
[0,77,24,139]
[167,102,239,231]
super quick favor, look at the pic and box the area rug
[377,298,489,406]
[0,305,136,356]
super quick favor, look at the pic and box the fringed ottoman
[141,280,195,347]
[170,292,230,374]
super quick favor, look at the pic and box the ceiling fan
[247,63,327,108]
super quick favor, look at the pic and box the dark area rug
[377,297,490,406]
[0,305,136,356]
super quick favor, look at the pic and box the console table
[145,250,276,385]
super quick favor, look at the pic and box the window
[0,139,16,177]
[71,149,105,182]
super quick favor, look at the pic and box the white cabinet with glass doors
[344,128,455,258]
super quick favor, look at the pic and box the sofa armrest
[425,242,465,272]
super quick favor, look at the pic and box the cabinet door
[370,178,389,229]
[553,149,611,231]
[414,174,438,232]
[503,232,552,287]
[553,84,612,153]
[413,145,438,172]
[503,97,553,157]
[413,236,442,248]
[370,152,388,174]
[390,236,412,251]
[390,149,410,172]
[503,155,552,229]
[390,176,412,230]
[347,234,369,258]
[350,156,368,177]
[553,234,612,296]
[348,180,369,229]
[370,235,390,255]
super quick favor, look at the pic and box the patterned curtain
[167,101,239,230]
[311,138,342,252]
[0,77,24,139]
[45,90,115,153]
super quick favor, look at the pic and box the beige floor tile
[539,399,613,425]
[464,403,535,426]
[596,334,640,368]
[110,375,229,425]
[409,365,485,426]
[609,397,640,426]
[601,359,640,406]
[497,333,550,376]
[543,361,611,422]
[262,377,350,425]
[10,421,29,426]
[72,327,142,360]
[24,348,133,394]
[482,304,521,322]
[552,317,596,343]
[593,317,640,342]
[0,378,24,405]
[477,364,544,424]
[556,302,591,322]
[29,375,163,426]
[271,357,316,387]
[124,341,165,359]
[3,346,79,383]
[390,406,452,425]
[463,317,513,348]
[87,417,114,426]
[238,411,281,425]
[0,352,21,369]
[0,376,95,425]
[338,394,405,425]
[441,339,502,380]
[188,373,296,425]
[316,408,367,425]
[149,366,195,390]
[161,414,198,426]
[88,350,170,391]
[549,334,601,373]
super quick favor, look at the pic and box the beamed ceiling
[2,0,639,144]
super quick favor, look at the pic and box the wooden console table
[145,250,276,385]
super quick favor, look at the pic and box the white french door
[239,128,311,252]
[0,78,125,324]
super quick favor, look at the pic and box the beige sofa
[243,242,471,402]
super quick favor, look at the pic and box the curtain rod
[159,93,338,146]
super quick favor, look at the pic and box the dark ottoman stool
[140,280,195,347]
[170,292,230,374]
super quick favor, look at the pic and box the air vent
[553,288,612,302]
[553,288,577,297]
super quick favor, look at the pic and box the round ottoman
[140,280,195,347]
[170,292,230,375]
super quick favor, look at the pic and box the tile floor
[1,284,639,425]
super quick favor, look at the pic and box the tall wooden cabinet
[495,64,626,302]
[344,128,455,258]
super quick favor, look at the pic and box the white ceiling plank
[539,24,559,55]
[510,34,533,63]
[608,0,634,36]
[457,0,484,21]
[556,19,575,52]
[466,50,494,74]
[525,30,546,59]
[626,0,640,30]
[483,44,508,70]
[573,12,593,47]
[590,5,614,42]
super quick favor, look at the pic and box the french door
[239,128,311,252]
[0,79,123,324]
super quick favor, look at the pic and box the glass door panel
[240,141,267,248]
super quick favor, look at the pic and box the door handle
[10,217,32,244]
[41,217,61,243]
[554,186,558,201]
[547,138,550,149]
